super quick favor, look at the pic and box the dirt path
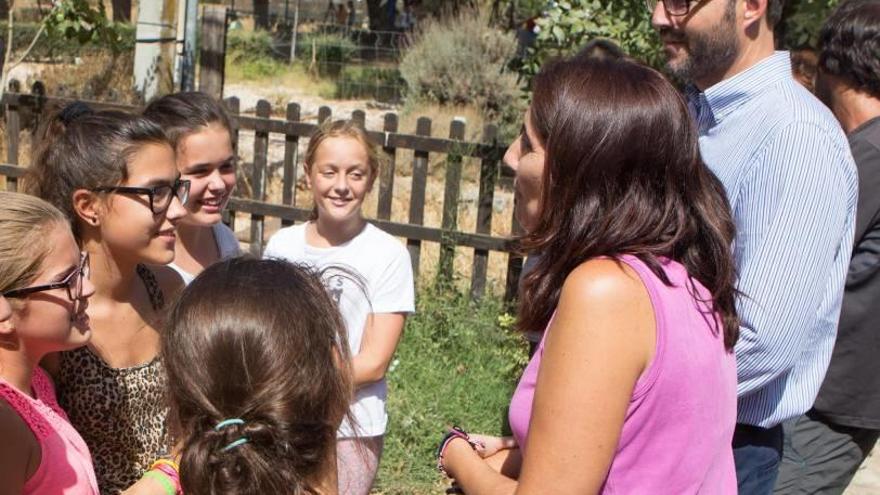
[846,445,880,494]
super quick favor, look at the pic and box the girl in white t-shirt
[144,92,241,284]
[264,120,414,495]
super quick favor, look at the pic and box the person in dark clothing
[775,1,880,493]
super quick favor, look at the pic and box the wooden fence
[0,82,524,300]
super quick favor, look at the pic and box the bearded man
[648,1,858,494]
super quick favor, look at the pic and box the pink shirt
[509,255,737,494]
[0,367,99,495]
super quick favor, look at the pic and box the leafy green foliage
[227,28,276,59]
[779,0,840,49]
[297,32,358,77]
[521,0,663,77]
[334,65,404,102]
[519,0,842,81]
[0,21,134,60]
[399,7,525,140]
[42,0,129,53]
[377,287,528,493]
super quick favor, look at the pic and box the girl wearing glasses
[144,92,241,284]
[26,102,189,494]
[0,191,98,494]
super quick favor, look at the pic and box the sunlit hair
[304,119,380,185]
[24,101,170,241]
[519,56,739,349]
[0,191,69,295]
[163,257,353,495]
[143,91,234,150]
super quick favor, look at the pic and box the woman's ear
[304,164,313,190]
[72,189,102,226]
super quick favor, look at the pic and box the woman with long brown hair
[438,55,740,493]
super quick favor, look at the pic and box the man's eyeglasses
[3,252,90,301]
[92,179,191,215]
[645,0,701,16]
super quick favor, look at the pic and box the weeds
[376,286,528,493]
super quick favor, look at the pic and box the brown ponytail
[163,257,352,494]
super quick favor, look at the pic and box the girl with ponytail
[162,257,352,494]
[26,102,189,494]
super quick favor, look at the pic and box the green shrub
[521,0,663,78]
[0,21,135,60]
[377,286,529,493]
[297,32,358,77]
[399,7,525,140]
[227,29,276,60]
[334,65,404,102]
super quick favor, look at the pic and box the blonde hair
[304,119,380,184]
[0,191,69,294]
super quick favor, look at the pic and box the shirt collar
[689,51,793,125]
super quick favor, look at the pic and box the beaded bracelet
[436,426,482,478]
[143,471,176,495]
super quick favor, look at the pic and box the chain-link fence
[226,2,410,103]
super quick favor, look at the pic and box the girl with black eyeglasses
[25,102,190,494]
[0,191,98,494]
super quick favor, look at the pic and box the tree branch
[9,21,45,70]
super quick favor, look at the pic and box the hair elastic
[58,101,93,125]
[214,418,245,430]
[222,437,249,452]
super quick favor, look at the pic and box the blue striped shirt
[689,52,858,428]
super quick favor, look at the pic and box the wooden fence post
[249,99,271,256]
[199,5,228,99]
[407,117,431,279]
[351,109,366,127]
[377,112,398,221]
[318,106,332,124]
[222,96,240,232]
[471,124,498,300]
[282,102,301,227]
[505,207,524,304]
[438,118,465,285]
[30,81,46,138]
[4,79,21,192]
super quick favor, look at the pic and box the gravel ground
[846,445,880,494]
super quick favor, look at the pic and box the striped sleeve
[733,122,852,400]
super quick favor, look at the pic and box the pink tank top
[0,367,99,495]
[509,255,737,494]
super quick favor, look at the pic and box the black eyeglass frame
[92,179,191,215]
[3,252,90,301]
[645,0,702,16]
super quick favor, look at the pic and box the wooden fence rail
[0,83,524,300]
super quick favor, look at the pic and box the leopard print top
[57,265,168,495]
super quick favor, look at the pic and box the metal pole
[290,0,301,61]
[181,0,199,91]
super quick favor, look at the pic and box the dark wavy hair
[143,91,233,149]
[768,0,786,27]
[518,56,739,349]
[818,0,880,99]
[24,102,170,241]
[163,257,352,495]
